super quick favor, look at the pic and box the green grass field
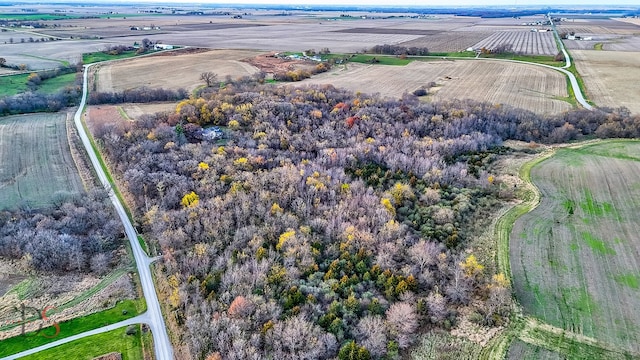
[349,54,413,66]
[0,74,29,97]
[82,51,139,64]
[38,73,78,94]
[0,299,144,357]
[20,325,146,360]
[0,13,80,21]
[510,141,640,355]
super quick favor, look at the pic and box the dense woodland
[0,190,123,274]
[90,75,639,359]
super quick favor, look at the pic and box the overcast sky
[116,0,639,6]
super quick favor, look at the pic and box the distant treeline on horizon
[1,1,638,18]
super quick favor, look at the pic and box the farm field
[510,141,640,355]
[471,30,557,55]
[0,113,84,210]
[299,60,572,114]
[95,49,261,93]
[399,31,493,52]
[571,50,640,114]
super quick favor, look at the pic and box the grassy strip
[0,299,144,357]
[19,54,70,67]
[117,106,132,121]
[495,150,555,280]
[21,325,145,360]
[594,43,604,51]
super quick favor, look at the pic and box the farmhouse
[154,44,174,50]
[202,127,224,141]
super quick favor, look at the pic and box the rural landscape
[0,1,639,359]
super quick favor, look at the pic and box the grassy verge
[21,325,145,360]
[594,43,604,51]
[565,61,595,106]
[479,53,563,67]
[137,235,149,255]
[0,299,145,357]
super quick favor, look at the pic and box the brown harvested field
[399,31,493,52]
[510,141,640,355]
[299,60,571,114]
[603,36,640,51]
[0,113,84,210]
[572,50,640,114]
[95,49,262,93]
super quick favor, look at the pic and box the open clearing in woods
[0,113,84,210]
[95,49,262,93]
[299,60,571,114]
[510,141,640,355]
[571,50,640,114]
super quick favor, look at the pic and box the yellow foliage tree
[276,230,296,251]
[461,254,484,278]
[198,162,209,170]
[181,191,199,208]
[270,202,283,215]
[381,197,395,216]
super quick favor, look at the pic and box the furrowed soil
[510,141,640,355]
[95,49,261,93]
[571,50,640,114]
[0,113,84,210]
[299,60,571,114]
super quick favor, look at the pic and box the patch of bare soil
[93,353,122,360]
[242,52,317,75]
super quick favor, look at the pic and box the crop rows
[0,113,84,210]
[399,31,493,53]
[472,31,558,55]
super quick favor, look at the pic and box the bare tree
[200,71,218,87]
[386,302,418,349]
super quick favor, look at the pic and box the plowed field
[299,60,571,114]
[0,113,83,210]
